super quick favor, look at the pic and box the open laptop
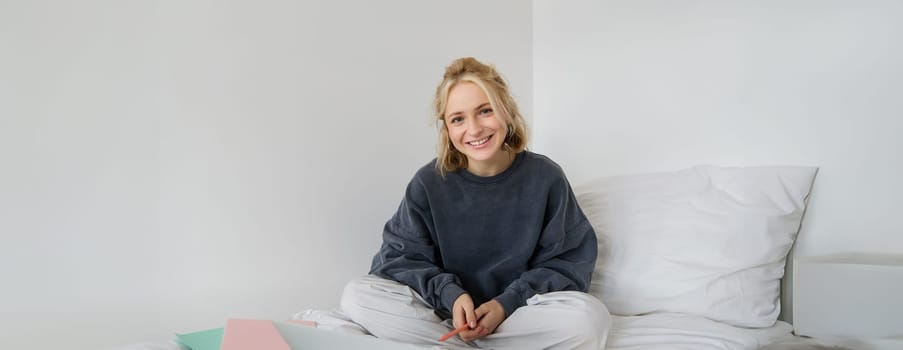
[273,321,433,350]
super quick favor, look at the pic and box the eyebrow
[474,102,491,111]
[448,102,492,117]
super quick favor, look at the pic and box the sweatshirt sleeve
[369,177,466,314]
[494,176,598,316]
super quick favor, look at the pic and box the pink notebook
[221,319,291,350]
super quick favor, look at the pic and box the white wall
[0,1,532,348]
[7,0,899,346]
[533,0,903,323]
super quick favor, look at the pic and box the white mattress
[606,313,794,350]
[112,310,805,350]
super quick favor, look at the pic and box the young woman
[340,57,610,350]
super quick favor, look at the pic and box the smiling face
[444,81,511,176]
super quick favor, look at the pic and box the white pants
[338,275,611,350]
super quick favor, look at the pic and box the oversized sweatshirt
[369,151,597,318]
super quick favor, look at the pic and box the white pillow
[575,165,817,328]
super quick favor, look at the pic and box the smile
[466,135,492,146]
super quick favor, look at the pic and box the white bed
[115,310,880,350]
[114,165,877,350]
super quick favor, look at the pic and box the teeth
[468,136,490,146]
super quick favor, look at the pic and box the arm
[369,179,466,314]
[493,177,598,316]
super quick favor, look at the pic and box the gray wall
[5,0,901,348]
[533,0,903,323]
[0,1,532,348]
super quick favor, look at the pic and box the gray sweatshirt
[369,151,597,317]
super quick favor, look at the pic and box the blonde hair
[433,57,528,175]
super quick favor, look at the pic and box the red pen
[438,323,471,342]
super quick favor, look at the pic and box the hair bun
[444,57,497,81]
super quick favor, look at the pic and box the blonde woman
[340,57,610,350]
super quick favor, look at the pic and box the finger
[462,327,483,337]
[480,325,492,337]
[460,328,482,343]
[459,329,478,342]
[474,326,490,340]
[453,306,465,328]
[465,305,477,328]
[474,304,488,320]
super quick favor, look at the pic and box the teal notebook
[175,327,224,350]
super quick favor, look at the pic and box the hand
[459,299,506,342]
[452,293,477,333]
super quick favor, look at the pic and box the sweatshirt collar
[457,151,526,184]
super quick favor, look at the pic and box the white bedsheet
[113,310,807,350]
[606,313,793,350]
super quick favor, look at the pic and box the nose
[465,117,483,136]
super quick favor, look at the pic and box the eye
[448,116,464,124]
[479,108,493,116]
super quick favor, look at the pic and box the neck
[466,150,516,177]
